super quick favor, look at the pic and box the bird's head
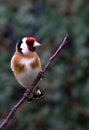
[17,37,41,54]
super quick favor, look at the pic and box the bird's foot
[24,89,30,99]
[24,89,34,103]
[38,71,44,79]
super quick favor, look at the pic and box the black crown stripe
[17,40,22,53]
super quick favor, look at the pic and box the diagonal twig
[0,34,68,130]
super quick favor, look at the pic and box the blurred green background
[0,0,89,130]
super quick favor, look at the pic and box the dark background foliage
[0,0,89,130]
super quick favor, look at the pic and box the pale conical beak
[33,41,41,47]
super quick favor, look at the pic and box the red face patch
[26,37,36,52]
[27,46,36,52]
[26,37,36,43]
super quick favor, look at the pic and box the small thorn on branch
[0,34,69,130]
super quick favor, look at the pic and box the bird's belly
[17,68,40,88]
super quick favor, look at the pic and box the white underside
[17,58,41,88]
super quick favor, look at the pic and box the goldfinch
[11,37,43,101]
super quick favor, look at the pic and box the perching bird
[11,37,43,101]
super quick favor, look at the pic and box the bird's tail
[27,87,43,103]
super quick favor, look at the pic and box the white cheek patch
[22,37,27,43]
[20,38,30,55]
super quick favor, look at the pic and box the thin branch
[0,34,68,130]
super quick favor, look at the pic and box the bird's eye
[26,41,33,46]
